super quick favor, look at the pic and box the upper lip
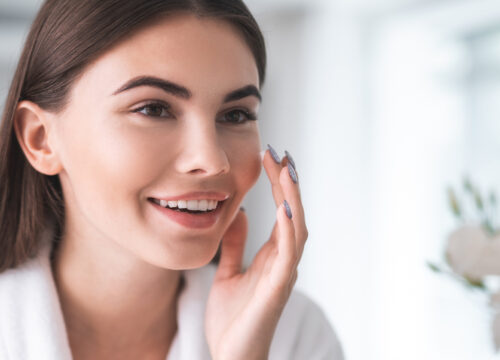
[149,191,230,202]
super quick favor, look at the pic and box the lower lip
[149,199,225,229]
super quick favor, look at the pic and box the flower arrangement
[427,177,500,350]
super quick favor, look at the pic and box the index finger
[263,144,285,208]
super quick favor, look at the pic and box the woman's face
[52,14,262,269]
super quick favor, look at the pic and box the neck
[50,229,183,358]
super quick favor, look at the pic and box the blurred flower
[429,178,500,352]
[446,225,500,280]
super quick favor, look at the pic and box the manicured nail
[240,206,246,212]
[267,144,281,164]
[285,150,296,170]
[284,200,292,219]
[287,162,298,184]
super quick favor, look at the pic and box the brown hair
[0,0,266,272]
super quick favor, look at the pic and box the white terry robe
[0,225,344,360]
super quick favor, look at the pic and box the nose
[174,116,230,177]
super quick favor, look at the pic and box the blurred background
[2,0,500,359]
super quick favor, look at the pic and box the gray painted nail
[267,144,281,164]
[240,206,246,212]
[287,162,298,184]
[284,200,292,219]
[285,150,296,170]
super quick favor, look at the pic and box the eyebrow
[224,85,261,103]
[112,76,261,103]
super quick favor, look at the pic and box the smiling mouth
[147,197,224,214]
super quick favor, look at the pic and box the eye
[132,102,172,118]
[218,109,258,124]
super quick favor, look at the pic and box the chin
[154,248,219,271]
[166,259,214,271]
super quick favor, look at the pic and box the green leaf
[463,276,486,290]
[474,189,484,211]
[447,187,461,218]
[464,176,473,193]
[427,261,442,273]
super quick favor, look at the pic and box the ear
[13,101,63,176]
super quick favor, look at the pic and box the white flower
[446,225,500,280]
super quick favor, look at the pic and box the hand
[205,148,308,360]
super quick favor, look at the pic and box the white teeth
[154,198,219,211]
[209,200,217,210]
[186,200,198,211]
[199,199,208,211]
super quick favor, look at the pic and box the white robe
[0,226,344,360]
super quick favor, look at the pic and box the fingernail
[287,162,298,184]
[240,206,246,212]
[267,144,281,164]
[285,150,296,170]
[284,200,292,219]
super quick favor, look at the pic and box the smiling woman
[0,1,343,359]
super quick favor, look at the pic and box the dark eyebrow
[223,85,261,103]
[112,76,191,98]
[112,76,261,102]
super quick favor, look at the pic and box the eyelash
[132,101,172,118]
[131,101,258,124]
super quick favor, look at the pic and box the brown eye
[133,102,172,118]
[218,109,257,124]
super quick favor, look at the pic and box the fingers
[263,145,285,208]
[278,165,308,260]
[264,145,308,278]
[215,208,248,281]
[271,202,297,288]
[264,145,308,261]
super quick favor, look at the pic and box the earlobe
[13,101,63,176]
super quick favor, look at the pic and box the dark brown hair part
[0,0,266,272]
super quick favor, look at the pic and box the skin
[14,14,308,360]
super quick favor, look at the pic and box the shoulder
[0,222,55,292]
[0,240,51,292]
[270,289,345,360]
[0,239,73,359]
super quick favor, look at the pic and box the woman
[0,0,344,359]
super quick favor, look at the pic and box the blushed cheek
[59,118,165,227]
[231,139,262,194]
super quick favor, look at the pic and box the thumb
[215,207,248,281]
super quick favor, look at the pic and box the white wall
[367,1,500,359]
[247,1,500,359]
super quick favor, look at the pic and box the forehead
[78,14,259,98]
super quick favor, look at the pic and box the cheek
[225,130,262,193]
[57,115,170,222]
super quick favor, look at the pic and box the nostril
[174,143,230,175]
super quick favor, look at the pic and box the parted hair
[0,0,266,272]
